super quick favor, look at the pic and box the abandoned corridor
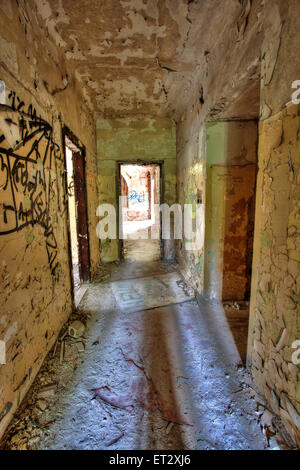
[0,0,299,452]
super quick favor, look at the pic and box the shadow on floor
[1,261,267,450]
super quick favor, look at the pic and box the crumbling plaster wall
[247,0,300,446]
[176,0,263,292]
[0,2,99,438]
[177,0,300,446]
[96,116,176,262]
[248,102,300,448]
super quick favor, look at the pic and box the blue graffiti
[128,190,145,204]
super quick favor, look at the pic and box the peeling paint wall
[176,0,264,291]
[96,116,176,261]
[246,1,300,448]
[0,2,99,438]
[176,0,300,446]
[248,103,300,447]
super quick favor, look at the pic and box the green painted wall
[96,116,176,262]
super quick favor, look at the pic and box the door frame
[62,126,91,303]
[117,161,164,260]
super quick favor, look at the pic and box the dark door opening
[119,163,161,262]
[64,131,90,298]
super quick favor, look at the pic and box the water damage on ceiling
[30,0,263,119]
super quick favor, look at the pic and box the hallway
[2,261,269,450]
[121,163,161,262]
[0,0,300,453]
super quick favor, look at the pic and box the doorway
[119,163,161,262]
[204,120,258,363]
[64,129,90,299]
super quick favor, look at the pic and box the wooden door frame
[62,126,91,303]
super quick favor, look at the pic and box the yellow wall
[248,103,300,446]
[0,3,99,438]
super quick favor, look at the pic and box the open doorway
[119,163,161,262]
[204,120,258,364]
[64,129,90,302]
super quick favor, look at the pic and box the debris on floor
[37,383,58,399]
[0,262,294,450]
[106,432,124,447]
[0,308,90,450]
[92,386,134,411]
[68,320,86,338]
[99,274,111,283]
[176,279,195,297]
[94,264,111,283]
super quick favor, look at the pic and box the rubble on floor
[0,309,89,450]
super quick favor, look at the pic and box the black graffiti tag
[0,92,65,279]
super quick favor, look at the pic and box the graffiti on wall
[0,89,66,278]
[128,190,145,204]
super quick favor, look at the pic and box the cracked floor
[2,261,271,450]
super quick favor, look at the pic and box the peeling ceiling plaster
[30,0,262,119]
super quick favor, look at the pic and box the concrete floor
[122,222,161,262]
[123,239,161,262]
[2,261,269,450]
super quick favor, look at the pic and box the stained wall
[246,1,300,447]
[0,2,99,437]
[176,0,300,446]
[247,103,300,447]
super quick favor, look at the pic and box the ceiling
[31,0,260,119]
